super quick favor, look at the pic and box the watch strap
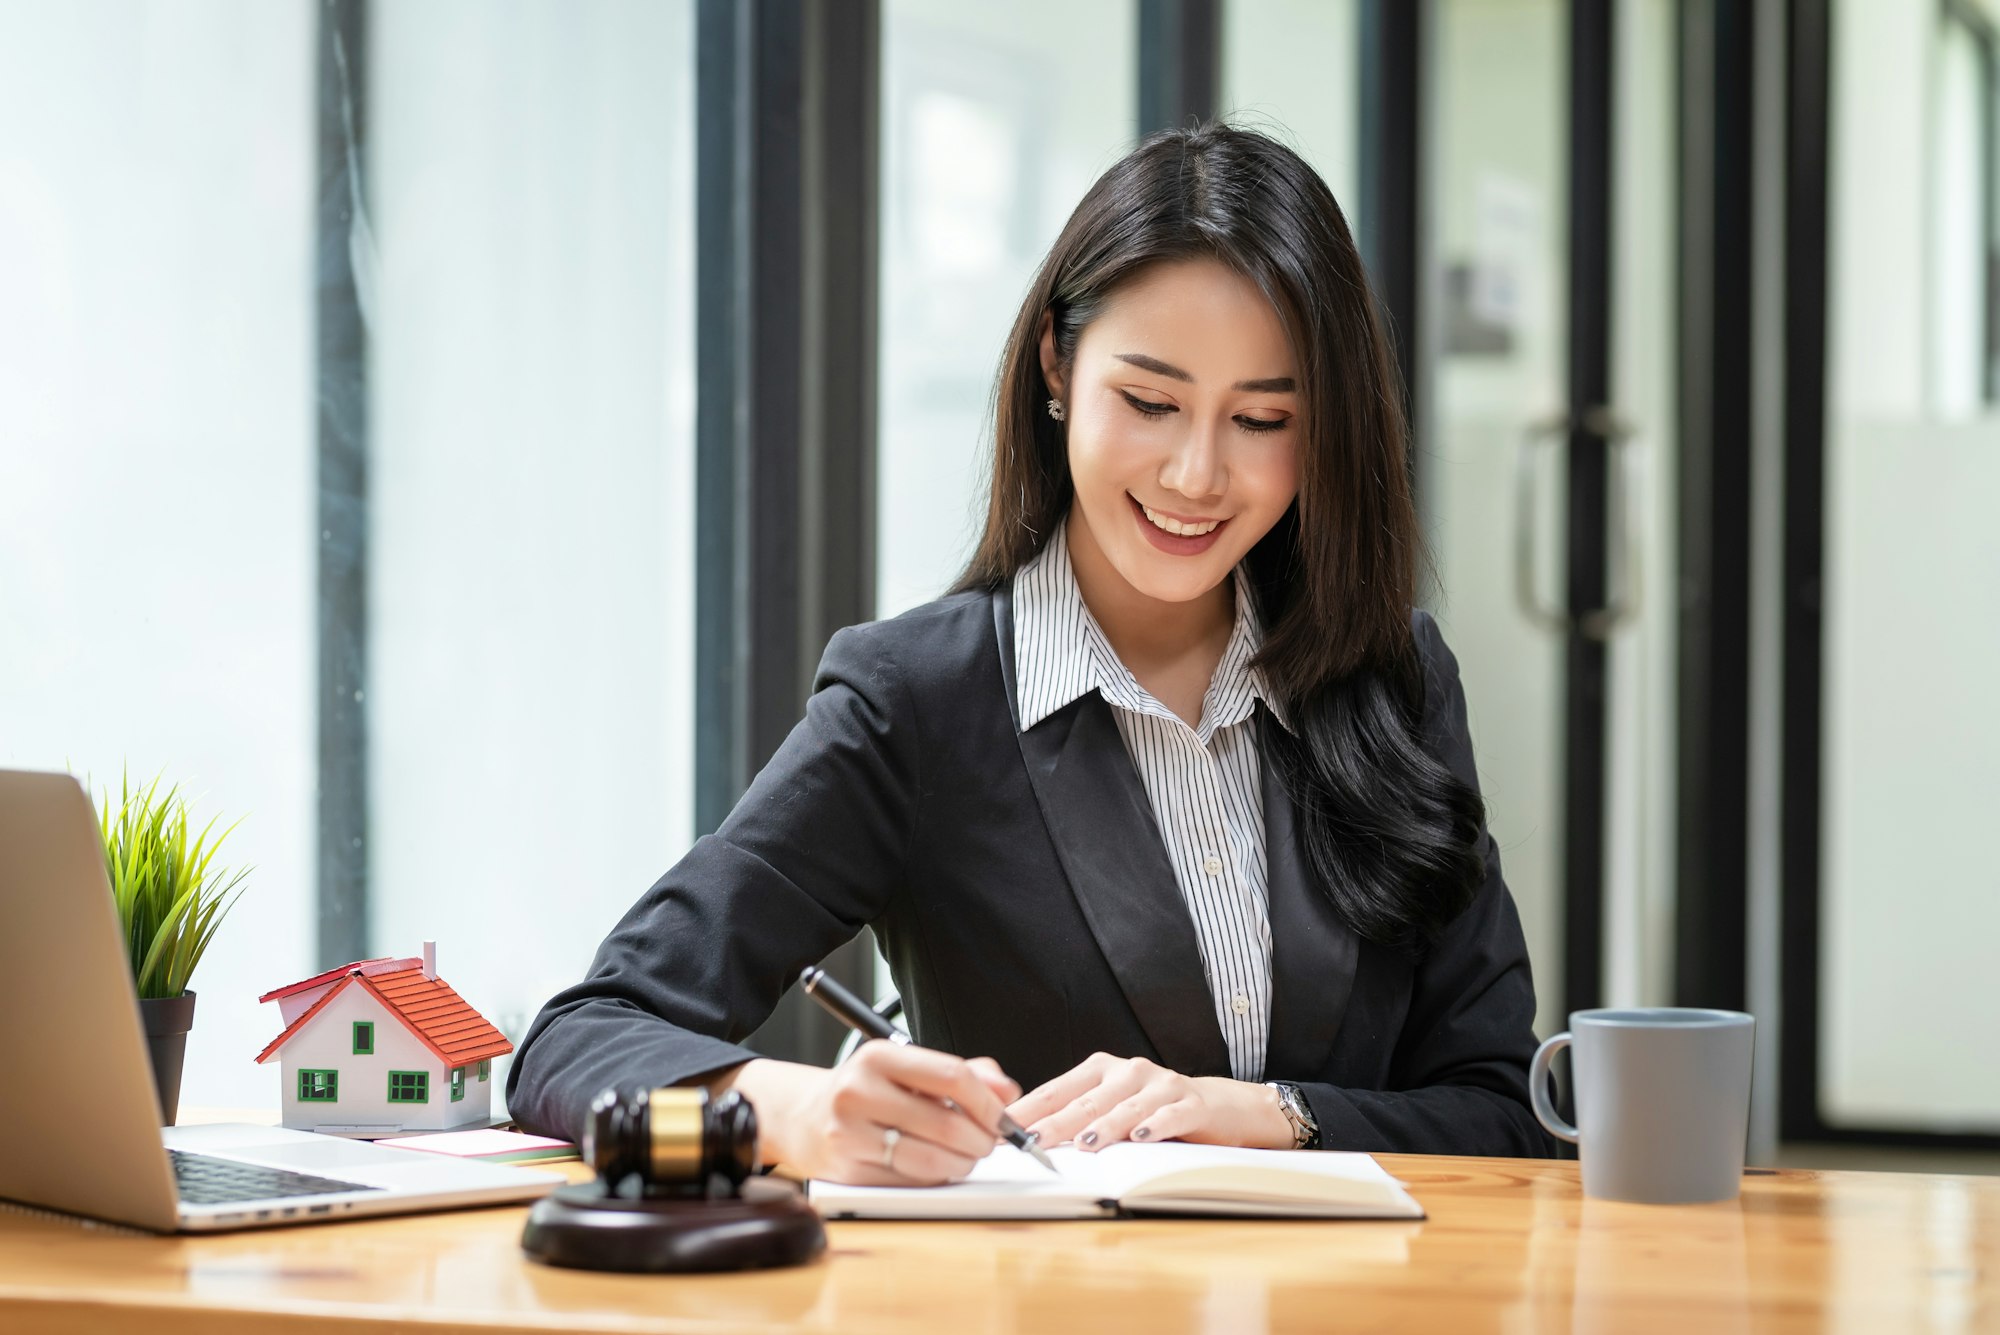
[1267,1081,1320,1150]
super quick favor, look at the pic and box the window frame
[352,1020,374,1055]
[298,1069,340,1102]
[449,1066,466,1102]
[387,1070,429,1104]
[1779,0,2000,1152]
[1941,0,2000,405]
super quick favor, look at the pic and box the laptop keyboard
[168,1148,383,1206]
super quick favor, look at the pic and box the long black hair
[952,123,1485,951]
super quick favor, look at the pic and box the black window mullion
[696,0,880,1066]
[1963,1,2000,403]
[1562,0,1616,1022]
[315,0,370,971]
[1674,0,1754,1016]
[1138,0,1219,134]
[1777,0,1830,1147]
[1357,0,1425,487]
[695,0,745,839]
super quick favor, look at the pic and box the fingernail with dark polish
[1081,1130,1098,1147]
[1133,1126,1151,1141]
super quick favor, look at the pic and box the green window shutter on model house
[353,1021,373,1055]
[388,1070,428,1103]
[298,1069,339,1102]
[450,1067,466,1102]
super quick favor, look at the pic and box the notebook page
[1058,1142,1415,1210]
[808,1146,1115,1220]
[1095,1145,1419,1217]
[808,1143,1420,1219]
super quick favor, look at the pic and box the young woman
[509,124,1552,1184]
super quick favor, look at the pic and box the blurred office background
[2,0,1995,1171]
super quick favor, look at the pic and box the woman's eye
[1117,391,1287,433]
[1119,391,1176,417]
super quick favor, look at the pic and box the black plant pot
[139,990,197,1126]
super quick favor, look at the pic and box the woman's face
[1042,257,1301,609]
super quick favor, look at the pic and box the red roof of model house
[255,950,514,1069]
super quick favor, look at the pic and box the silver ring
[880,1126,901,1170]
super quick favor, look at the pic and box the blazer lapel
[994,587,1233,1078]
[1258,704,1360,1080]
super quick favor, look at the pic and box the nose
[1157,415,1225,503]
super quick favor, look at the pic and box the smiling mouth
[1135,498,1226,537]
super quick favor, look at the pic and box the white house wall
[269,982,493,1132]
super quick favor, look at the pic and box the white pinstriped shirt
[1012,521,1293,1082]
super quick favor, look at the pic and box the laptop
[0,769,563,1232]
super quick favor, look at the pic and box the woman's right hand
[720,1043,1021,1185]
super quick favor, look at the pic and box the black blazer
[508,586,1556,1158]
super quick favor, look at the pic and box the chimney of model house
[422,940,437,980]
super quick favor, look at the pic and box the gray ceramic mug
[1530,1008,1755,1204]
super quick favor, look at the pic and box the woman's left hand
[1007,1052,1294,1152]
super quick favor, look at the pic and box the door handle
[1513,407,1641,640]
[1513,413,1571,634]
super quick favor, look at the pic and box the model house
[255,942,513,1133]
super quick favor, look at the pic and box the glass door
[1424,0,1678,1035]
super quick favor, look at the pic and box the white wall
[1820,0,2000,1129]
[0,1,316,1108]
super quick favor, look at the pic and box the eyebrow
[1113,352,1295,394]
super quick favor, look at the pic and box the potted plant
[96,772,251,1125]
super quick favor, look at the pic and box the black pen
[799,966,1059,1174]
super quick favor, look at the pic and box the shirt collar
[1011,517,1293,739]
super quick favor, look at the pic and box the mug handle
[1529,1031,1580,1144]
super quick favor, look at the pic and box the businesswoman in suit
[510,123,1553,1182]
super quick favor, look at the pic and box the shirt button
[1203,855,1223,876]
[1231,993,1250,1015]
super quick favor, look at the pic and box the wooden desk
[3,1154,1995,1333]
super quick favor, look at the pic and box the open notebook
[809,1142,1424,1220]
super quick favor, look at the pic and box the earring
[1046,398,1065,422]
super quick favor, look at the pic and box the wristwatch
[1267,1081,1320,1150]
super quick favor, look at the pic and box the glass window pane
[0,1,317,1107]
[1219,0,1362,216]
[1425,0,1571,1035]
[1606,0,1681,1015]
[366,0,697,1109]
[875,0,1138,620]
[1821,0,2000,1132]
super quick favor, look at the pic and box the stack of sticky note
[377,1128,578,1165]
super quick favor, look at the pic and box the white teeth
[1140,503,1221,537]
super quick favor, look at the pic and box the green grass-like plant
[95,771,251,1000]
